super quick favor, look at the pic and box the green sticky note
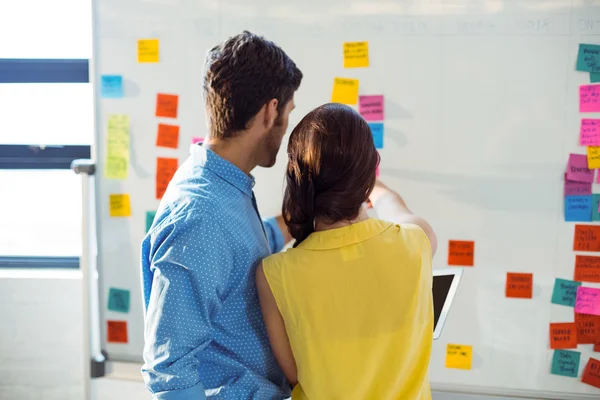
[107,288,130,313]
[551,278,582,307]
[593,194,600,221]
[577,44,600,73]
[146,211,157,233]
[551,350,580,378]
[592,73,600,83]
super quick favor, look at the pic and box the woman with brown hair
[256,103,437,399]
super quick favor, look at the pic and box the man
[141,31,302,399]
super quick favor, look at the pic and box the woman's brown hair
[283,103,380,247]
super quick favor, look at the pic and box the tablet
[432,268,463,340]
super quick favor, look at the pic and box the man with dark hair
[141,31,302,400]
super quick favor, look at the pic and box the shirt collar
[190,143,255,197]
[298,218,393,250]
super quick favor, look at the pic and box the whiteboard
[93,0,600,397]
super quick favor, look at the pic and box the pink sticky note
[376,165,380,177]
[359,95,384,121]
[192,137,204,144]
[581,119,600,146]
[564,174,592,196]
[580,85,600,113]
[567,153,595,183]
[576,286,600,316]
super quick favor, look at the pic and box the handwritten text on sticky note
[574,225,600,252]
[107,288,131,313]
[445,344,472,370]
[343,42,369,68]
[156,124,180,148]
[156,93,179,119]
[505,272,533,298]
[156,157,178,199]
[575,312,600,344]
[138,39,159,63]
[448,240,474,266]
[577,43,600,73]
[551,278,582,307]
[567,153,594,183]
[359,95,384,121]
[369,123,384,149]
[580,119,600,146]
[100,75,124,98]
[575,255,600,283]
[564,173,592,197]
[565,195,593,222]
[107,320,128,343]
[589,146,600,169]
[580,85,600,113]
[109,194,131,217]
[331,78,359,105]
[583,357,600,388]
[551,350,581,378]
[550,322,577,349]
[575,286,600,316]
[105,115,130,180]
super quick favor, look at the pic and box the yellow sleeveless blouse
[262,218,433,400]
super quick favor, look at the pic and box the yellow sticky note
[105,115,130,180]
[344,42,369,68]
[445,344,473,370]
[331,78,359,105]
[109,194,131,217]
[138,39,159,63]
[588,146,600,169]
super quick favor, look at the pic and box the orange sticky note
[505,272,533,299]
[594,337,600,352]
[448,240,474,266]
[156,157,178,199]
[550,322,578,349]
[156,124,180,149]
[107,320,128,343]
[575,255,600,283]
[575,312,600,344]
[583,357,600,389]
[574,224,600,252]
[156,93,179,119]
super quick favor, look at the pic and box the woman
[256,103,437,400]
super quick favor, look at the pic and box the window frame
[0,58,91,269]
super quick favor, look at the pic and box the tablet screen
[433,274,455,331]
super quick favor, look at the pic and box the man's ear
[264,99,279,128]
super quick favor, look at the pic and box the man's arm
[368,180,438,255]
[263,215,293,253]
[142,213,231,399]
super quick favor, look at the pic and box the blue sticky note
[369,123,384,149]
[551,278,582,307]
[551,350,580,378]
[100,75,124,98]
[146,211,156,233]
[577,44,600,73]
[592,73,600,83]
[107,288,130,313]
[565,195,593,222]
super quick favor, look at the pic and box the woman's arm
[256,263,298,385]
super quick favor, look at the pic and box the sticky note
[445,344,472,370]
[105,115,130,180]
[107,288,131,313]
[589,146,600,169]
[448,240,474,266]
[566,154,594,183]
[551,350,581,378]
[551,278,582,307]
[583,357,600,388]
[109,194,131,217]
[549,322,577,349]
[137,39,159,63]
[573,224,600,252]
[580,119,600,146]
[575,312,600,344]
[359,95,384,121]
[376,165,380,177]
[192,137,204,144]
[331,78,359,105]
[564,176,592,197]
[575,286,600,316]
[565,195,593,222]
[575,255,600,283]
[505,272,533,299]
[369,123,384,149]
[580,85,600,113]
[100,75,124,98]
[593,195,600,221]
[577,44,600,73]
[595,338,600,352]
[107,320,128,343]
[156,93,179,119]
[592,73,600,83]
[156,124,180,148]
[343,42,369,68]
[156,157,178,199]
[146,211,156,233]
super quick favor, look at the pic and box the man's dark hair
[203,31,303,139]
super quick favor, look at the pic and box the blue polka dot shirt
[141,144,290,400]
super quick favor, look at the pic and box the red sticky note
[107,320,128,343]
[583,357,600,388]
[156,93,179,118]
[156,124,180,149]
[192,137,204,144]
[549,322,578,349]
[505,272,533,299]
[448,240,474,266]
[575,255,600,283]
[594,337,600,352]
[359,95,384,121]
[156,157,178,199]
[575,312,600,344]
[580,119,600,146]
[574,225,600,252]
[581,85,600,113]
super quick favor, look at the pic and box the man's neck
[203,137,256,175]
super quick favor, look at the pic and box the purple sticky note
[580,85,600,113]
[564,174,592,196]
[359,95,384,121]
[567,153,595,183]
[580,119,600,146]
[575,286,600,316]
[192,137,204,144]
